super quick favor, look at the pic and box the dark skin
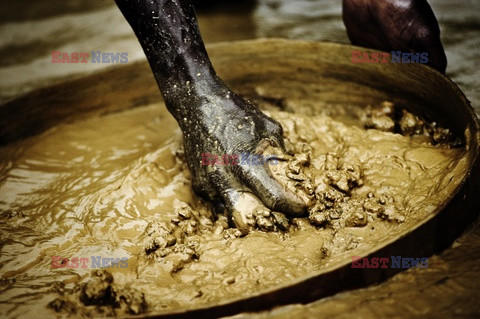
[343,0,447,73]
[114,0,446,234]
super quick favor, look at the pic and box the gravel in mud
[0,101,467,317]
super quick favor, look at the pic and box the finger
[221,189,290,233]
[218,187,263,235]
[197,167,255,234]
[238,159,307,217]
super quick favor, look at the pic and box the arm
[114,0,306,233]
[343,0,447,73]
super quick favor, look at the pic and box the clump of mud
[281,151,405,231]
[48,270,147,316]
[142,201,209,272]
[360,101,462,147]
[268,103,454,235]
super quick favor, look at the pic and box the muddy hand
[115,0,306,233]
[179,89,306,234]
[343,0,447,73]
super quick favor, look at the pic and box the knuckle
[267,118,283,136]
[191,175,214,200]
[191,179,205,196]
[263,188,281,209]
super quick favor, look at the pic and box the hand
[175,82,306,234]
[342,0,447,73]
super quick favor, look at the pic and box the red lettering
[79,52,89,63]
[201,153,211,165]
[211,154,220,165]
[51,51,62,63]
[359,53,370,63]
[379,257,389,268]
[370,52,379,63]
[221,154,229,165]
[71,52,79,63]
[361,257,370,268]
[69,257,79,268]
[370,257,379,268]
[51,256,63,268]
[79,258,89,268]
[351,51,362,63]
[230,155,239,165]
[380,52,390,63]
[351,256,362,268]
[61,52,71,63]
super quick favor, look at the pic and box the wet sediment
[0,100,467,317]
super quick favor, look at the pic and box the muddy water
[0,99,467,317]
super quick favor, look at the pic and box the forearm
[115,0,220,118]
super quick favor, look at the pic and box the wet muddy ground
[0,99,468,317]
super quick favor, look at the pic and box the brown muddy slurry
[0,97,467,318]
